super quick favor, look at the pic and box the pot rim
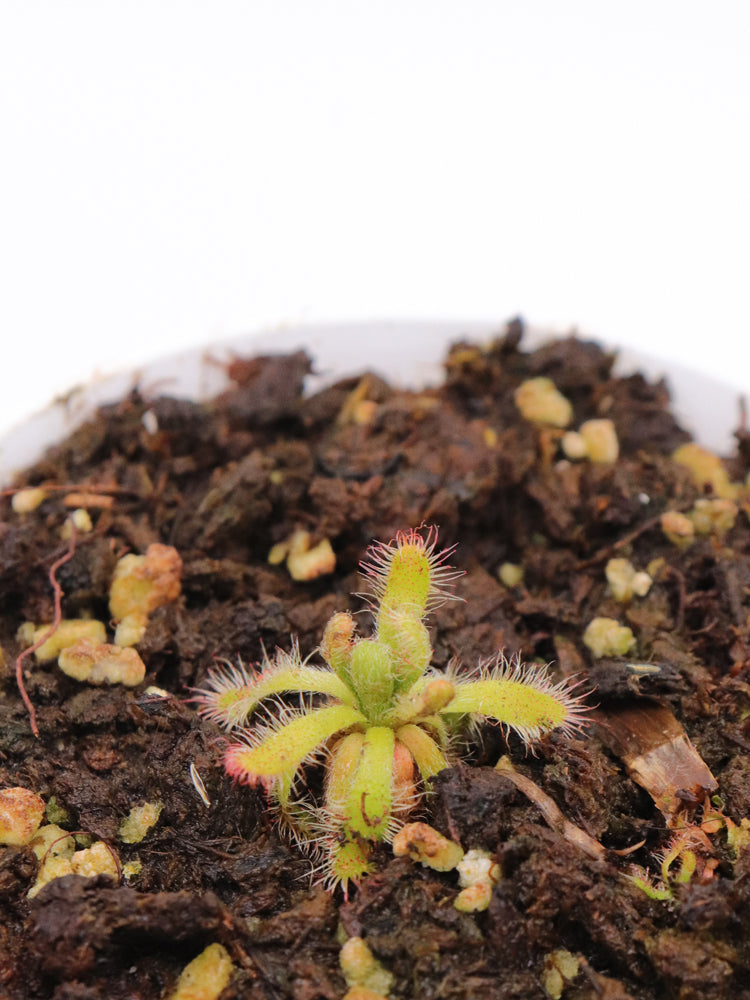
[0,319,743,484]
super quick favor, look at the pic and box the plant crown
[194,527,588,890]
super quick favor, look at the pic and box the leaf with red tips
[224,703,366,789]
[360,526,463,621]
[193,647,357,730]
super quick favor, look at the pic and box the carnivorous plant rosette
[194,527,588,889]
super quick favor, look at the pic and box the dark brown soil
[2,321,750,999]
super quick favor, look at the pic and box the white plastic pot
[0,321,745,484]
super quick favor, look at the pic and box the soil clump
[2,322,750,999]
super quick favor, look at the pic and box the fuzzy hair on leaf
[191,643,357,730]
[193,527,591,893]
[223,701,365,789]
[359,525,464,617]
[441,653,589,747]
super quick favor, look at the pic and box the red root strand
[15,525,78,738]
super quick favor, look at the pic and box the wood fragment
[595,702,717,822]
[494,757,606,861]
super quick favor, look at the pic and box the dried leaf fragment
[597,702,718,821]
[495,757,606,861]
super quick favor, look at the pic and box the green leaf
[443,674,571,742]
[325,732,366,823]
[391,676,456,726]
[348,640,394,721]
[319,611,356,681]
[377,613,433,690]
[379,539,434,620]
[396,724,448,781]
[361,528,461,625]
[196,656,357,729]
[224,704,365,789]
[326,837,374,892]
[345,726,396,839]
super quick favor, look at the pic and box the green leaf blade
[345,726,396,840]
[395,724,448,781]
[195,656,357,729]
[443,662,584,743]
[224,703,365,790]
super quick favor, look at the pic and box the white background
[1,1,749,439]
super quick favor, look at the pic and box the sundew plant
[195,527,588,890]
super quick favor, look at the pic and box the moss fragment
[22,619,107,663]
[498,562,524,588]
[542,949,580,999]
[673,442,739,499]
[58,639,146,687]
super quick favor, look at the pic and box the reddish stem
[15,525,78,737]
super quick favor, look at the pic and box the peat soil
[2,322,750,999]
